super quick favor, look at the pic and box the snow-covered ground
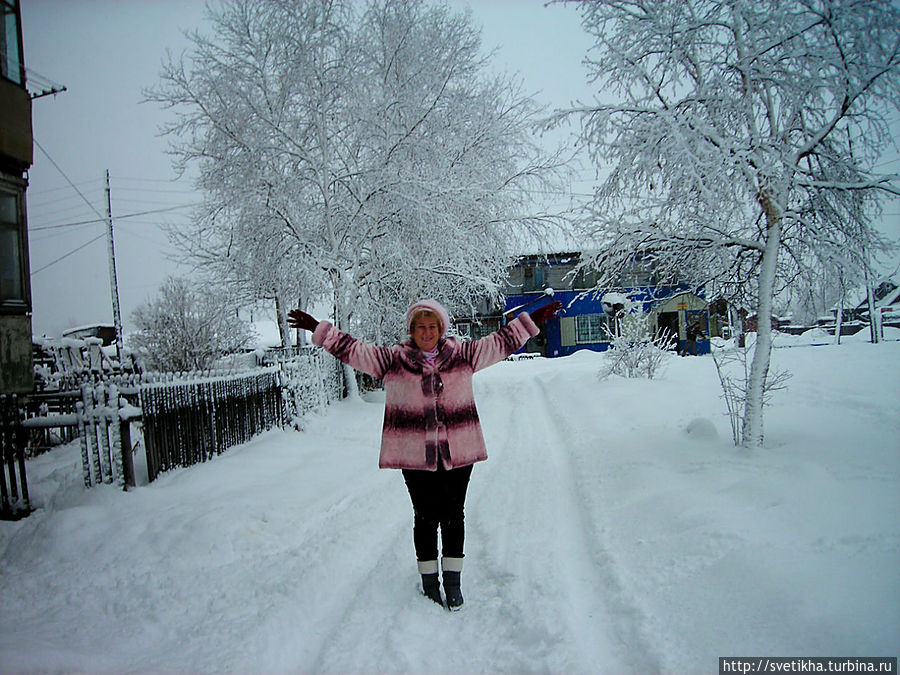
[1,334,898,674]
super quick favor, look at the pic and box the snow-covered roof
[61,323,115,336]
[880,285,900,307]
[842,279,899,310]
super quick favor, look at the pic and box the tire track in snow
[233,467,412,671]
[470,368,662,673]
[466,376,585,671]
[305,520,424,673]
[531,375,663,674]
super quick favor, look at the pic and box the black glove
[287,309,319,332]
[529,301,563,324]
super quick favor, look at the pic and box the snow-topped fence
[23,347,343,491]
[78,379,140,488]
[139,370,282,483]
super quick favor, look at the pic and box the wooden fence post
[119,416,136,489]
[96,385,113,484]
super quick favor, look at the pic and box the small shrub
[598,312,673,380]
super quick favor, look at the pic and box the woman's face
[411,314,441,351]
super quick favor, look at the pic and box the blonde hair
[409,309,443,335]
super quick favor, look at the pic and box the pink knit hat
[406,299,450,337]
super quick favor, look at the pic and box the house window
[455,323,472,340]
[619,260,653,286]
[574,267,601,290]
[0,187,27,306]
[471,318,499,341]
[546,262,575,291]
[522,264,544,292]
[1,0,24,86]
[575,313,607,344]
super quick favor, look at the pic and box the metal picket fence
[139,369,283,483]
[20,348,344,494]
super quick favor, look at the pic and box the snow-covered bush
[279,348,343,430]
[129,276,256,372]
[598,312,673,380]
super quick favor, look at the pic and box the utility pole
[105,170,125,362]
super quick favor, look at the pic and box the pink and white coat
[312,313,540,471]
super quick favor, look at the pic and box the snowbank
[714,326,900,350]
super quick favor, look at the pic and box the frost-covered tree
[560,0,900,447]
[147,0,567,391]
[129,276,255,372]
[785,259,850,329]
[169,205,324,349]
[598,310,673,380]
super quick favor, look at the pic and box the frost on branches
[598,318,672,381]
[128,276,255,372]
[597,299,673,381]
[147,0,569,374]
[711,338,792,447]
[561,0,900,447]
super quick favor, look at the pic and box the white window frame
[574,313,607,344]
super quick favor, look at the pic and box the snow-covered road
[1,340,898,674]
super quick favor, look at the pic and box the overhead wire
[33,138,108,222]
[28,139,196,276]
[30,203,196,232]
[30,232,107,275]
[27,177,104,198]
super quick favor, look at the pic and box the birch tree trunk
[330,280,360,400]
[834,304,843,346]
[742,210,782,449]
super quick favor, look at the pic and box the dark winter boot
[418,560,443,607]
[442,556,464,611]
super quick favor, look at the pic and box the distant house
[744,313,789,334]
[62,323,118,347]
[808,279,900,335]
[854,281,900,327]
[455,252,712,357]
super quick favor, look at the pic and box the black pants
[402,464,473,561]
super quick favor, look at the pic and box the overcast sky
[20,1,899,338]
[21,0,594,337]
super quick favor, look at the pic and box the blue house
[455,252,711,357]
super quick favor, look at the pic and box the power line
[33,138,107,223]
[30,232,107,275]
[30,203,196,231]
[114,176,193,183]
[29,197,108,222]
[872,156,900,169]
[27,178,105,198]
